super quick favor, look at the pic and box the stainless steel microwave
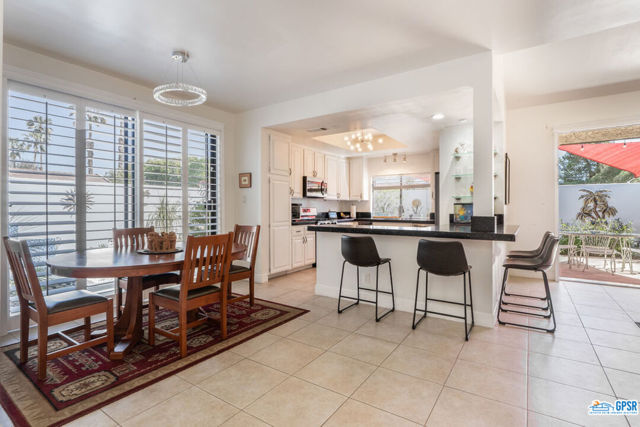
[303,176,327,198]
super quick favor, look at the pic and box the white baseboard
[314,283,496,328]
[255,273,269,284]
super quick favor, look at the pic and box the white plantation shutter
[142,119,184,239]
[84,107,137,249]
[187,129,218,236]
[7,89,78,307]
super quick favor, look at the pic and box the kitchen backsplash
[292,198,371,215]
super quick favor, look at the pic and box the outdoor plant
[576,189,618,221]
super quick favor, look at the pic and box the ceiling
[6,0,640,112]
[271,87,472,155]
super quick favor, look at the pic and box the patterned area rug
[0,298,307,427]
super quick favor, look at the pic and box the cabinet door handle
[289,167,292,176]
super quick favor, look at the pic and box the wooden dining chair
[228,225,260,306]
[113,226,180,318]
[148,233,233,358]
[3,237,114,381]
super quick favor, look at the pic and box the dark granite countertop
[306,223,519,242]
[292,218,434,226]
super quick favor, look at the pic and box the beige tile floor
[2,268,640,426]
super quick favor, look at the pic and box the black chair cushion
[153,285,220,301]
[229,264,251,274]
[36,290,107,314]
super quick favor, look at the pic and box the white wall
[2,43,238,232]
[559,183,640,232]
[506,90,640,274]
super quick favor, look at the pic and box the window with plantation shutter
[142,119,183,239]
[7,89,78,312]
[187,129,218,236]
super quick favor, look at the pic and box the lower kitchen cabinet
[291,226,316,269]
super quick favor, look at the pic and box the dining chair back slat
[234,225,260,266]
[181,233,233,294]
[3,237,45,309]
[113,226,154,250]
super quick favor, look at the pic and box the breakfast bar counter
[308,223,519,327]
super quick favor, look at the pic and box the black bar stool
[412,239,474,340]
[497,235,559,332]
[503,231,553,301]
[338,235,395,322]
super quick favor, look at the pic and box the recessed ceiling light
[377,138,383,143]
[431,113,445,120]
[368,144,373,151]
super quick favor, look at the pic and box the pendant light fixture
[153,50,207,107]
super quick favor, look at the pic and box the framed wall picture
[239,172,252,188]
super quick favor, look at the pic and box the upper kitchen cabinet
[349,156,369,201]
[269,132,291,176]
[303,148,325,180]
[324,155,338,199]
[290,144,304,198]
[338,159,349,200]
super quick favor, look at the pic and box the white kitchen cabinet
[338,158,349,200]
[269,175,291,273]
[269,133,290,176]
[303,149,315,177]
[303,148,326,180]
[271,225,292,273]
[314,152,325,180]
[349,156,369,201]
[304,230,316,265]
[291,235,305,268]
[290,144,303,198]
[291,226,305,268]
[324,155,338,199]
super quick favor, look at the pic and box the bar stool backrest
[534,231,553,256]
[341,235,382,267]
[417,239,469,276]
[537,236,560,270]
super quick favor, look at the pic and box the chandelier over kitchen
[344,131,384,152]
[153,50,207,107]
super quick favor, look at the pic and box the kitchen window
[371,174,431,219]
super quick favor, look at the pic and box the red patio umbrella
[559,141,640,178]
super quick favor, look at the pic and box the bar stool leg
[388,261,396,312]
[542,271,557,333]
[338,260,358,313]
[497,267,509,325]
[468,271,475,327]
[412,268,425,329]
[463,273,469,341]
[373,263,394,322]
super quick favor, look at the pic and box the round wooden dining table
[46,243,247,359]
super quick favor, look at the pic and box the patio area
[559,254,640,286]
